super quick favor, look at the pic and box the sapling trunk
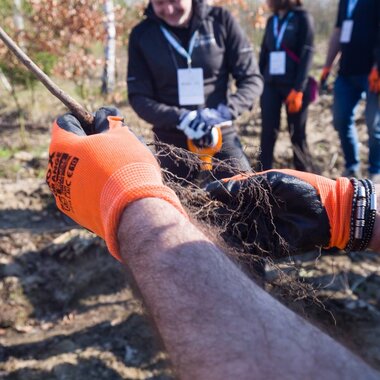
[0,26,94,128]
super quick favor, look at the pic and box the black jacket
[336,0,380,76]
[127,0,263,132]
[259,7,314,91]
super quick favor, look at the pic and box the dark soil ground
[1,95,380,379]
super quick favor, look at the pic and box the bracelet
[360,179,377,251]
[358,179,370,251]
[345,178,377,252]
[352,182,366,251]
[345,178,358,252]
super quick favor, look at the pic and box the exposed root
[152,141,330,316]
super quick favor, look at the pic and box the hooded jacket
[127,0,263,133]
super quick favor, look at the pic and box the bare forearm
[118,199,378,380]
[324,28,341,68]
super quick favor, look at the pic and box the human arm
[368,3,380,93]
[119,198,379,380]
[322,28,341,74]
[47,112,379,379]
[258,21,270,75]
[320,3,342,85]
[224,9,263,118]
[128,94,186,129]
[46,107,187,260]
[284,12,314,113]
[323,1,344,71]
[293,11,314,92]
[207,170,378,255]
[374,2,380,69]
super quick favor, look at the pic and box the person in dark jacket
[320,0,380,181]
[259,0,314,171]
[127,0,263,183]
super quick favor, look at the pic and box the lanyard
[160,26,198,68]
[347,0,359,18]
[273,12,294,50]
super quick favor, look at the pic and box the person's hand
[199,106,232,128]
[46,107,186,260]
[191,127,222,149]
[177,105,232,144]
[286,90,303,113]
[319,66,331,89]
[177,110,205,139]
[206,169,354,254]
[368,67,380,93]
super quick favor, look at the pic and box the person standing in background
[127,0,263,183]
[320,0,380,181]
[259,0,314,171]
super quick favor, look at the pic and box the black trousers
[154,126,251,184]
[259,82,312,171]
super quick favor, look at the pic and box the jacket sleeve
[223,10,263,118]
[294,12,315,92]
[259,22,270,75]
[127,28,187,129]
[374,2,380,68]
[335,0,344,28]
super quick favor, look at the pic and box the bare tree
[102,0,116,94]
[0,0,26,93]
[13,0,24,28]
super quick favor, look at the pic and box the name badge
[177,68,205,105]
[269,51,286,75]
[340,20,354,43]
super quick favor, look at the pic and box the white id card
[269,51,286,75]
[340,20,354,43]
[177,68,205,106]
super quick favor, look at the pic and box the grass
[0,148,13,159]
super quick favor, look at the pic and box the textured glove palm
[206,169,353,255]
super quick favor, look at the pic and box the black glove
[206,170,353,256]
[56,106,123,135]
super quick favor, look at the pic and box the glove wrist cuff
[100,162,187,260]
[326,177,353,249]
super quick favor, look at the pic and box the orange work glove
[368,67,380,93]
[206,169,354,254]
[285,89,303,113]
[46,107,187,261]
[320,66,331,87]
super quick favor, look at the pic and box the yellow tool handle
[187,127,223,171]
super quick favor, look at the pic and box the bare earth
[1,96,380,379]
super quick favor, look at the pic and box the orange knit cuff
[316,176,353,249]
[100,162,187,261]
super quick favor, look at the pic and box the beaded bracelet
[345,178,377,252]
[352,182,367,251]
[345,178,359,252]
[360,179,377,251]
[357,179,370,251]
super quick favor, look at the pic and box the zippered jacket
[127,0,263,132]
[259,7,314,92]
